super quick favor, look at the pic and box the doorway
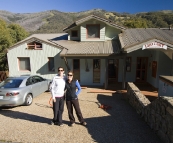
[108,59,119,84]
[73,59,80,81]
[136,57,148,82]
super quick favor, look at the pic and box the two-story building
[7,15,173,90]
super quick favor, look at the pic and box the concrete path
[0,88,162,143]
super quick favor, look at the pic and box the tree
[124,18,148,28]
[0,19,12,70]
[0,19,28,70]
[8,23,28,44]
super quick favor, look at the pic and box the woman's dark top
[65,79,81,101]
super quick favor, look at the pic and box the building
[7,15,173,89]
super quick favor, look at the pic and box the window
[26,77,34,86]
[48,57,55,72]
[86,24,100,38]
[33,76,44,82]
[126,57,131,72]
[93,59,100,83]
[71,30,78,37]
[27,41,42,50]
[18,57,31,71]
[0,79,23,88]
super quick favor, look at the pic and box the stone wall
[127,82,173,143]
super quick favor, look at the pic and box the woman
[50,67,66,126]
[65,71,87,126]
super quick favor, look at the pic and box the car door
[26,77,40,97]
[33,76,47,94]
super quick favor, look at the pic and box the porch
[88,82,158,102]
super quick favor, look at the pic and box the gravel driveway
[0,88,161,143]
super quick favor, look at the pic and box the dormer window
[71,30,78,37]
[86,24,100,38]
[27,41,42,50]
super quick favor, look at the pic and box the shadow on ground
[84,93,162,143]
[0,109,51,124]
[0,107,68,125]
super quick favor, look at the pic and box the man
[50,67,66,126]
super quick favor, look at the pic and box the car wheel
[24,94,33,106]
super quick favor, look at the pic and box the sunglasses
[68,74,73,76]
[58,70,63,72]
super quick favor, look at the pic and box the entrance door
[136,57,148,82]
[108,59,119,84]
[73,59,80,81]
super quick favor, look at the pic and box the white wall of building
[7,43,66,80]
[80,20,105,41]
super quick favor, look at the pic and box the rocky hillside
[0,9,173,33]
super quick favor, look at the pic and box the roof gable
[63,15,126,32]
[8,33,68,51]
[123,38,173,53]
[119,28,173,52]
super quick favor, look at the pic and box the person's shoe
[59,124,64,127]
[69,122,75,127]
[81,122,87,126]
[54,122,59,125]
[50,121,54,125]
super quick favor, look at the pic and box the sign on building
[142,42,167,50]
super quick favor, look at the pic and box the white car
[0,75,51,107]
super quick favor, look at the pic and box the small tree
[0,19,28,70]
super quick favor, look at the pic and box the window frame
[86,24,100,39]
[27,41,42,50]
[48,57,55,72]
[18,57,31,72]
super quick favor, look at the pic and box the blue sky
[0,0,173,14]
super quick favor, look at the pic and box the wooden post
[104,59,108,89]
[63,57,70,71]
[85,59,89,71]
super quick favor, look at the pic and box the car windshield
[0,79,23,88]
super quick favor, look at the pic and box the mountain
[0,9,173,33]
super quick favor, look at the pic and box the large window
[48,57,55,72]
[18,57,31,71]
[86,24,100,38]
[93,59,100,83]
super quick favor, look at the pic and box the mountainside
[0,9,173,33]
